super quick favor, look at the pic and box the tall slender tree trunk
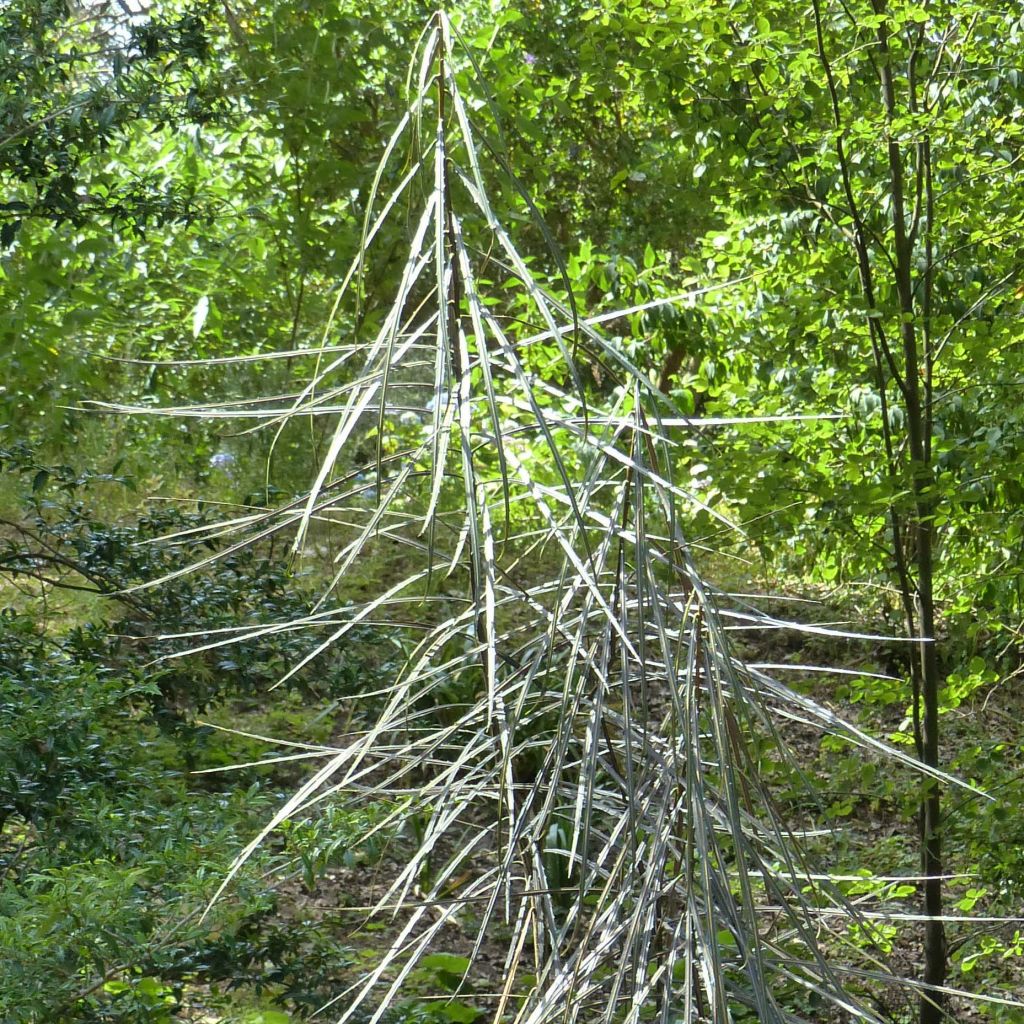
[869,4,946,1016]
[814,2,947,1016]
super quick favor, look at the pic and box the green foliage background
[2,0,1024,1021]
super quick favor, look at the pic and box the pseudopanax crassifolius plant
[102,12,1002,1024]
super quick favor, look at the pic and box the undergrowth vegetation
[0,452,409,1024]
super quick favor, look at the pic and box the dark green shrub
[0,444,379,723]
[0,446,392,1022]
[0,611,153,832]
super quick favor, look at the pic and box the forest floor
[173,593,1024,1024]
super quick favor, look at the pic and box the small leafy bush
[282,798,394,893]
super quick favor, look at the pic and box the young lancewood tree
[105,11,1011,1024]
